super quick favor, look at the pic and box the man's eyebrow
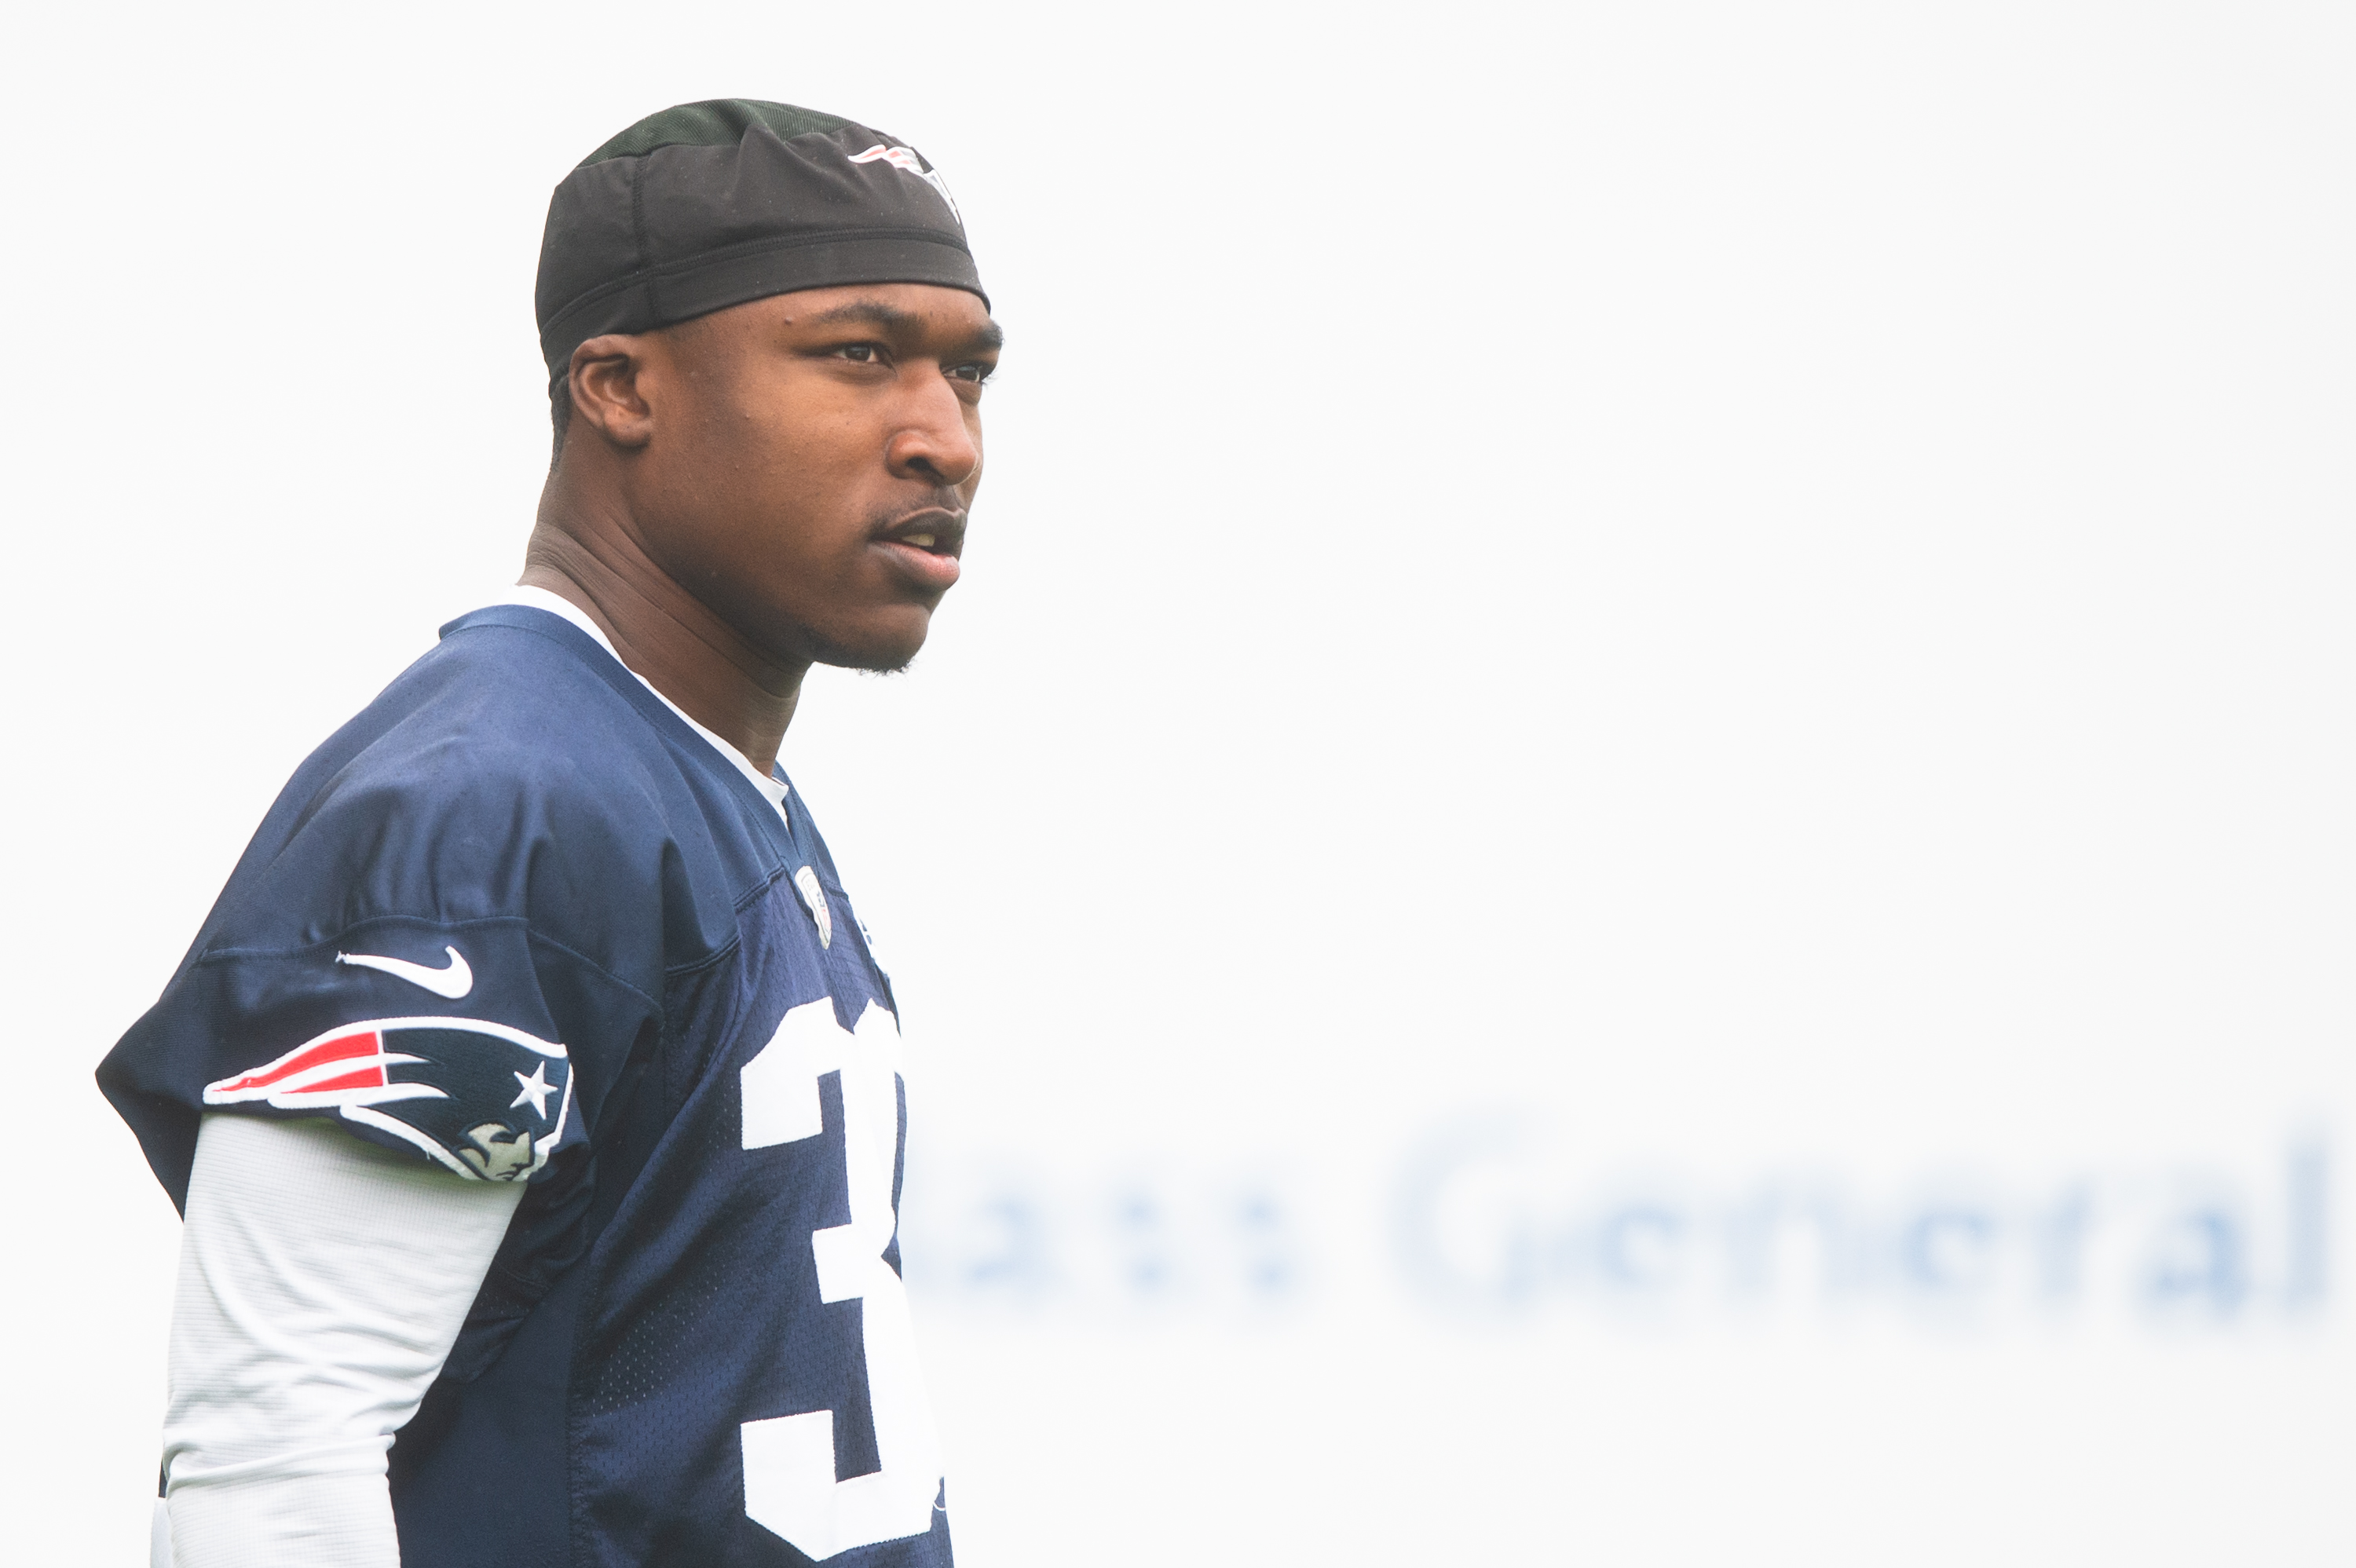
[803,301,917,332]
[800,300,1004,355]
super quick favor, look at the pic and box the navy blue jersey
[99,605,951,1566]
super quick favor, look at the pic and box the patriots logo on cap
[847,142,960,225]
[204,1015,573,1182]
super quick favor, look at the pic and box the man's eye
[836,344,883,364]
[948,363,994,384]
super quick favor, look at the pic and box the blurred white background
[5,2,2352,1562]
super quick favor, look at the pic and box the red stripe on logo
[215,1030,380,1093]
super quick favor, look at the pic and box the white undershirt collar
[495,587,791,817]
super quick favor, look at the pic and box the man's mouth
[874,508,965,555]
[871,507,966,590]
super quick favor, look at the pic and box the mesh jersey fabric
[100,605,952,1566]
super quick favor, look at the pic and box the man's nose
[885,371,982,488]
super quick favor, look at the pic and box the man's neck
[519,482,804,773]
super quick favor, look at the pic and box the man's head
[533,100,996,674]
[558,283,997,672]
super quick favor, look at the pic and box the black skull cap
[535,99,986,385]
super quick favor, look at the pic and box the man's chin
[806,620,927,675]
[819,649,918,676]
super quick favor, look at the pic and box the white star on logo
[510,1062,557,1118]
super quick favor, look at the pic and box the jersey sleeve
[101,715,675,1210]
[176,919,591,1185]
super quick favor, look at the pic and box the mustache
[868,492,966,527]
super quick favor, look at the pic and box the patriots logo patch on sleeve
[203,1016,573,1182]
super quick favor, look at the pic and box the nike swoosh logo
[336,945,474,1000]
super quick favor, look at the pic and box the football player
[98,99,997,1567]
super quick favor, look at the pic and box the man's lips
[871,507,965,592]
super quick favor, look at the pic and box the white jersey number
[739,998,942,1559]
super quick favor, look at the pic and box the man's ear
[566,334,660,450]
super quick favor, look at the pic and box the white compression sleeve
[161,1113,525,1568]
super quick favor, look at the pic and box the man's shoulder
[368,604,663,780]
[214,605,782,959]
[316,605,732,832]
[96,608,767,1208]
